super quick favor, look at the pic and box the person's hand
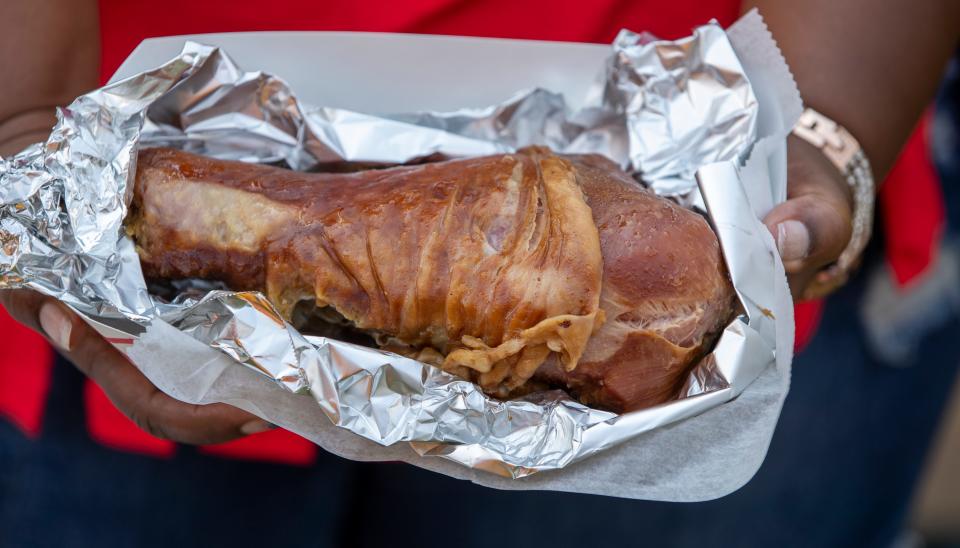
[764,135,855,300]
[0,289,274,444]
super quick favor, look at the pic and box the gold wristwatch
[791,108,876,300]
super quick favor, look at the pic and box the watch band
[791,108,876,300]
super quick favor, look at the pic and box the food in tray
[127,146,735,412]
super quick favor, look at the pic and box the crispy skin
[128,147,734,412]
[535,155,735,410]
[128,147,604,394]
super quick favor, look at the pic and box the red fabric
[793,300,824,353]
[0,307,53,437]
[200,428,317,466]
[97,0,740,84]
[879,113,945,287]
[84,380,177,457]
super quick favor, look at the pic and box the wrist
[790,108,876,299]
[787,135,854,209]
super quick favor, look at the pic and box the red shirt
[0,0,943,464]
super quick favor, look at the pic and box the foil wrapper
[0,14,795,486]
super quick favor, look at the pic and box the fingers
[54,302,268,444]
[2,290,272,444]
[764,190,852,271]
[0,288,49,334]
[763,137,854,299]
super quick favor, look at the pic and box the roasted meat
[127,147,735,412]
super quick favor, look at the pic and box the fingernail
[776,220,810,262]
[240,420,276,435]
[38,301,72,351]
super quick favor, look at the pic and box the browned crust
[128,147,735,412]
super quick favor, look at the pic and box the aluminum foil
[0,22,775,479]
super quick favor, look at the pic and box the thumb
[764,135,854,277]
[763,191,852,273]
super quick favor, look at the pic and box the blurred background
[910,50,960,547]
[914,379,960,545]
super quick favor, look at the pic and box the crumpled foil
[0,22,773,478]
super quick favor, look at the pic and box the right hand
[763,136,855,300]
[0,289,273,444]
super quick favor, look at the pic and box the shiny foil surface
[0,20,785,479]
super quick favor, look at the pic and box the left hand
[0,289,273,444]
[763,135,855,300]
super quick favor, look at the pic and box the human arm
[742,0,960,297]
[0,0,267,443]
